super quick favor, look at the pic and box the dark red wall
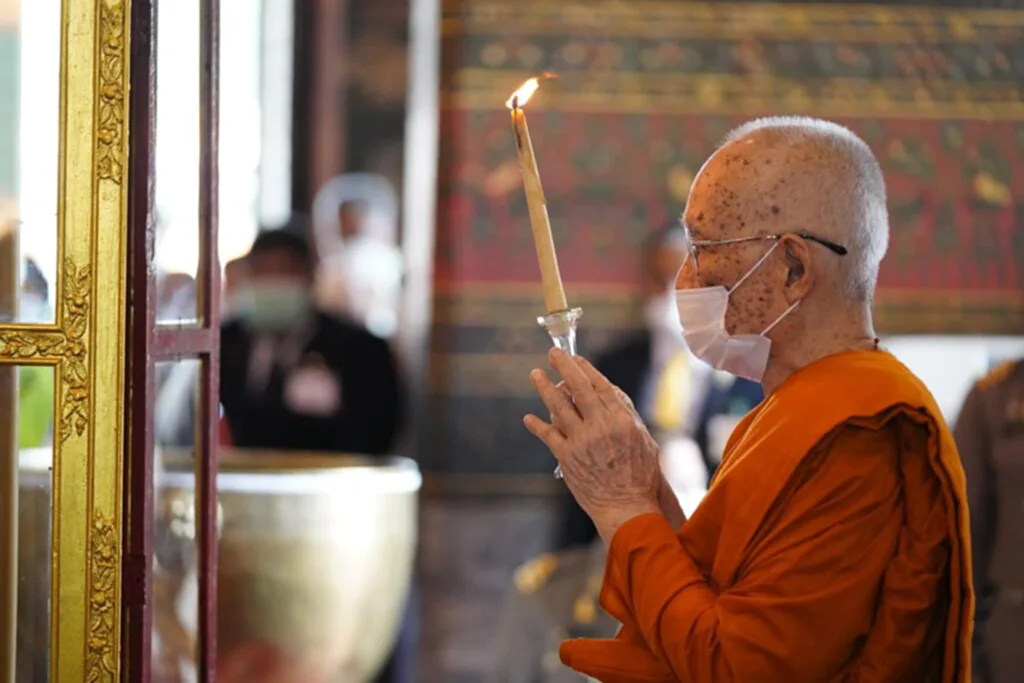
[426,0,1024,474]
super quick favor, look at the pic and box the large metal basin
[19,448,421,683]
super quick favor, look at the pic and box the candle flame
[506,78,540,109]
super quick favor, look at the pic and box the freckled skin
[674,130,864,365]
[671,122,880,396]
[677,143,794,337]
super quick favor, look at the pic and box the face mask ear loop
[727,241,780,295]
[761,299,800,337]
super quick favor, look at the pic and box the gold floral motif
[85,512,118,683]
[96,0,126,184]
[0,330,65,360]
[0,258,91,439]
[59,258,90,442]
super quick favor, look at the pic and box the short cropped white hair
[721,116,889,301]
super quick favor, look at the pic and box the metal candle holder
[537,307,583,479]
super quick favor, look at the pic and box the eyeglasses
[682,231,848,273]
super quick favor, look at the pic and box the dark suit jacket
[554,330,763,551]
[220,312,404,455]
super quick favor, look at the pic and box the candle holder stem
[537,307,583,480]
[537,307,582,356]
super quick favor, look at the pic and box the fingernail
[529,369,544,382]
[549,347,563,360]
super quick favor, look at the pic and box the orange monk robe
[560,350,973,683]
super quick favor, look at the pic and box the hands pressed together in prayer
[524,348,673,541]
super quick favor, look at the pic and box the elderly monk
[524,117,973,683]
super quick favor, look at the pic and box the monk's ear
[781,237,813,302]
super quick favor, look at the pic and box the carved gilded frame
[0,0,131,681]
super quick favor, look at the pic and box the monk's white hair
[721,116,889,302]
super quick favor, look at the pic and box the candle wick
[512,95,520,110]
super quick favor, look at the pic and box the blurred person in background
[218,256,250,444]
[554,226,762,551]
[154,257,251,449]
[219,221,404,454]
[490,440,708,683]
[221,256,250,321]
[20,258,51,322]
[151,224,413,682]
[312,173,405,339]
[218,222,415,683]
[954,359,1024,683]
[18,259,54,448]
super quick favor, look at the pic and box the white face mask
[674,242,799,383]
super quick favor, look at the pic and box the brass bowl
[158,448,421,683]
[18,447,421,683]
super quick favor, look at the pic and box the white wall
[885,335,1024,423]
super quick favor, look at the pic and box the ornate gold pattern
[0,0,131,678]
[59,258,90,442]
[0,258,93,442]
[85,512,118,683]
[448,71,1024,120]
[96,0,127,184]
[443,1,1024,119]
[443,2,1024,39]
[0,330,65,359]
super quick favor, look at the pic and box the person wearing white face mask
[524,117,971,683]
[553,227,762,552]
[219,226,416,683]
[219,224,405,455]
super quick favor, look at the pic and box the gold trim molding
[97,0,126,185]
[0,0,131,680]
[446,71,1024,121]
[0,329,65,360]
[442,1,1024,38]
[0,258,91,443]
[86,512,118,681]
[442,2,1024,120]
[430,287,1024,336]
[59,258,91,443]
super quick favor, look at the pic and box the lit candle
[507,78,568,314]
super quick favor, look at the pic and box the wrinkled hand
[552,378,685,529]
[525,348,661,540]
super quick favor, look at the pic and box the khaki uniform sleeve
[952,382,996,602]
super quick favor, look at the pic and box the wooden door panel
[122,0,221,680]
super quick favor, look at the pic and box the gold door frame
[0,0,131,680]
